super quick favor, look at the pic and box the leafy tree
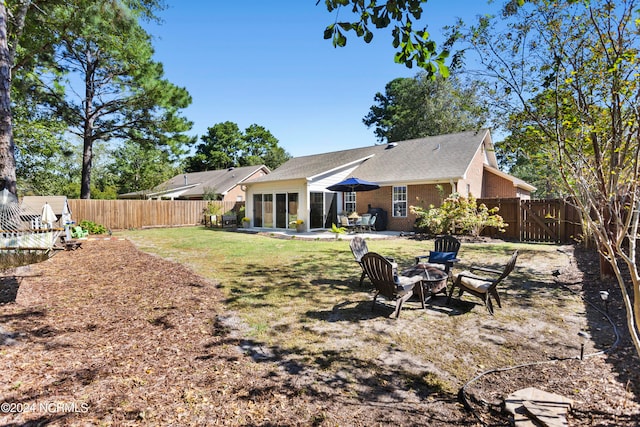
[320,0,450,75]
[41,1,192,199]
[12,100,75,195]
[0,0,449,196]
[185,122,290,172]
[363,73,488,143]
[242,124,282,168]
[262,146,291,171]
[109,140,178,195]
[461,0,640,355]
[185,121,243,171]
[0,0,30,195]
[0,0,178,197]
[496,116,567,199]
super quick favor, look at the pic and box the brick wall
[350,183,449,231]
[224,185,245,202]
[483,170,517,198]
[458,145,485,197]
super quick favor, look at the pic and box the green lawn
[120,227,586,393]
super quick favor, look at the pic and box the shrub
[411,193,507,237]
[78,220,108,235]
[203,201,223,216]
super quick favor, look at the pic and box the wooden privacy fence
[478,198,583,243]
[67,199,244,230]
[68,198,580,242]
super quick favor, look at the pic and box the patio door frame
[309,191,337,229]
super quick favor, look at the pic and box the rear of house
[244,130,535,232]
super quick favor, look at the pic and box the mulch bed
[0,239,639,426]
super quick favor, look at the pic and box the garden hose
[457,276,621,426]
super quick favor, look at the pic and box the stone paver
[505,387,573,427]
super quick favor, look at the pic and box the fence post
[559,199,566,243]
[518,199,524,242]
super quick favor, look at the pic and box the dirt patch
[0,239,638,426]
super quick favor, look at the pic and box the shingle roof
[20,196,70,216]
[250,129,492,184]
[120,165,269,199]
[250,145,382,183]
[159,165,269,197]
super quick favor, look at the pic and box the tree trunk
[80,55,96,200]
[80,134,92,199]
[599,252,615,279]
[0,4,16,195]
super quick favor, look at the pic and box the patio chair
[71,226,89,239]
[414,235,461,275]
[447,250,518,315]
[359,215,376,232]
[360,252,424,318]
[367,215,377,232]
[340,215,355,233]
[356,214,370,232]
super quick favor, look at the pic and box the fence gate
[479,198,582,243]
[521,199,583,243]
[520,200,562,242]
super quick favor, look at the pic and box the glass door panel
[276,193,287,228]
[310,192,324,229]
[288,193,299,229]
[253,194,263,227]
[325,193,337,228]
[263,194,273,228]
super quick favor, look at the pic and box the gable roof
[249,129,495,185]
[354,130,495,184]
[252,145,382,183]
[20,196,70,216]
[120,165,270,199]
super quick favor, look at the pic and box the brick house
[243,130,535,232]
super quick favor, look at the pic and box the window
[344,191,356,213]
[392,186,407,217]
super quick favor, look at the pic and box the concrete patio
[237,228,403,240]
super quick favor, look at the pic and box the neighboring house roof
[119,165,270,199]
[20,196,71,216]
[249,129,500,186]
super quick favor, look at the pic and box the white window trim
[344,191,356,213]
[392,186,407,217]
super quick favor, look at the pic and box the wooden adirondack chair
[447,250,519,315]
[360,252,423,318]
[414,235,461,275]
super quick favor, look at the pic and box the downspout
[450,179,456,195]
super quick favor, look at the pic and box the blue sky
[145,1,498,157]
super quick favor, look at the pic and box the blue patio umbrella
[327,177,380,192]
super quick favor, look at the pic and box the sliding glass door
[253,192,299,229]
[276,193,287,228]
[310,192,337,229]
